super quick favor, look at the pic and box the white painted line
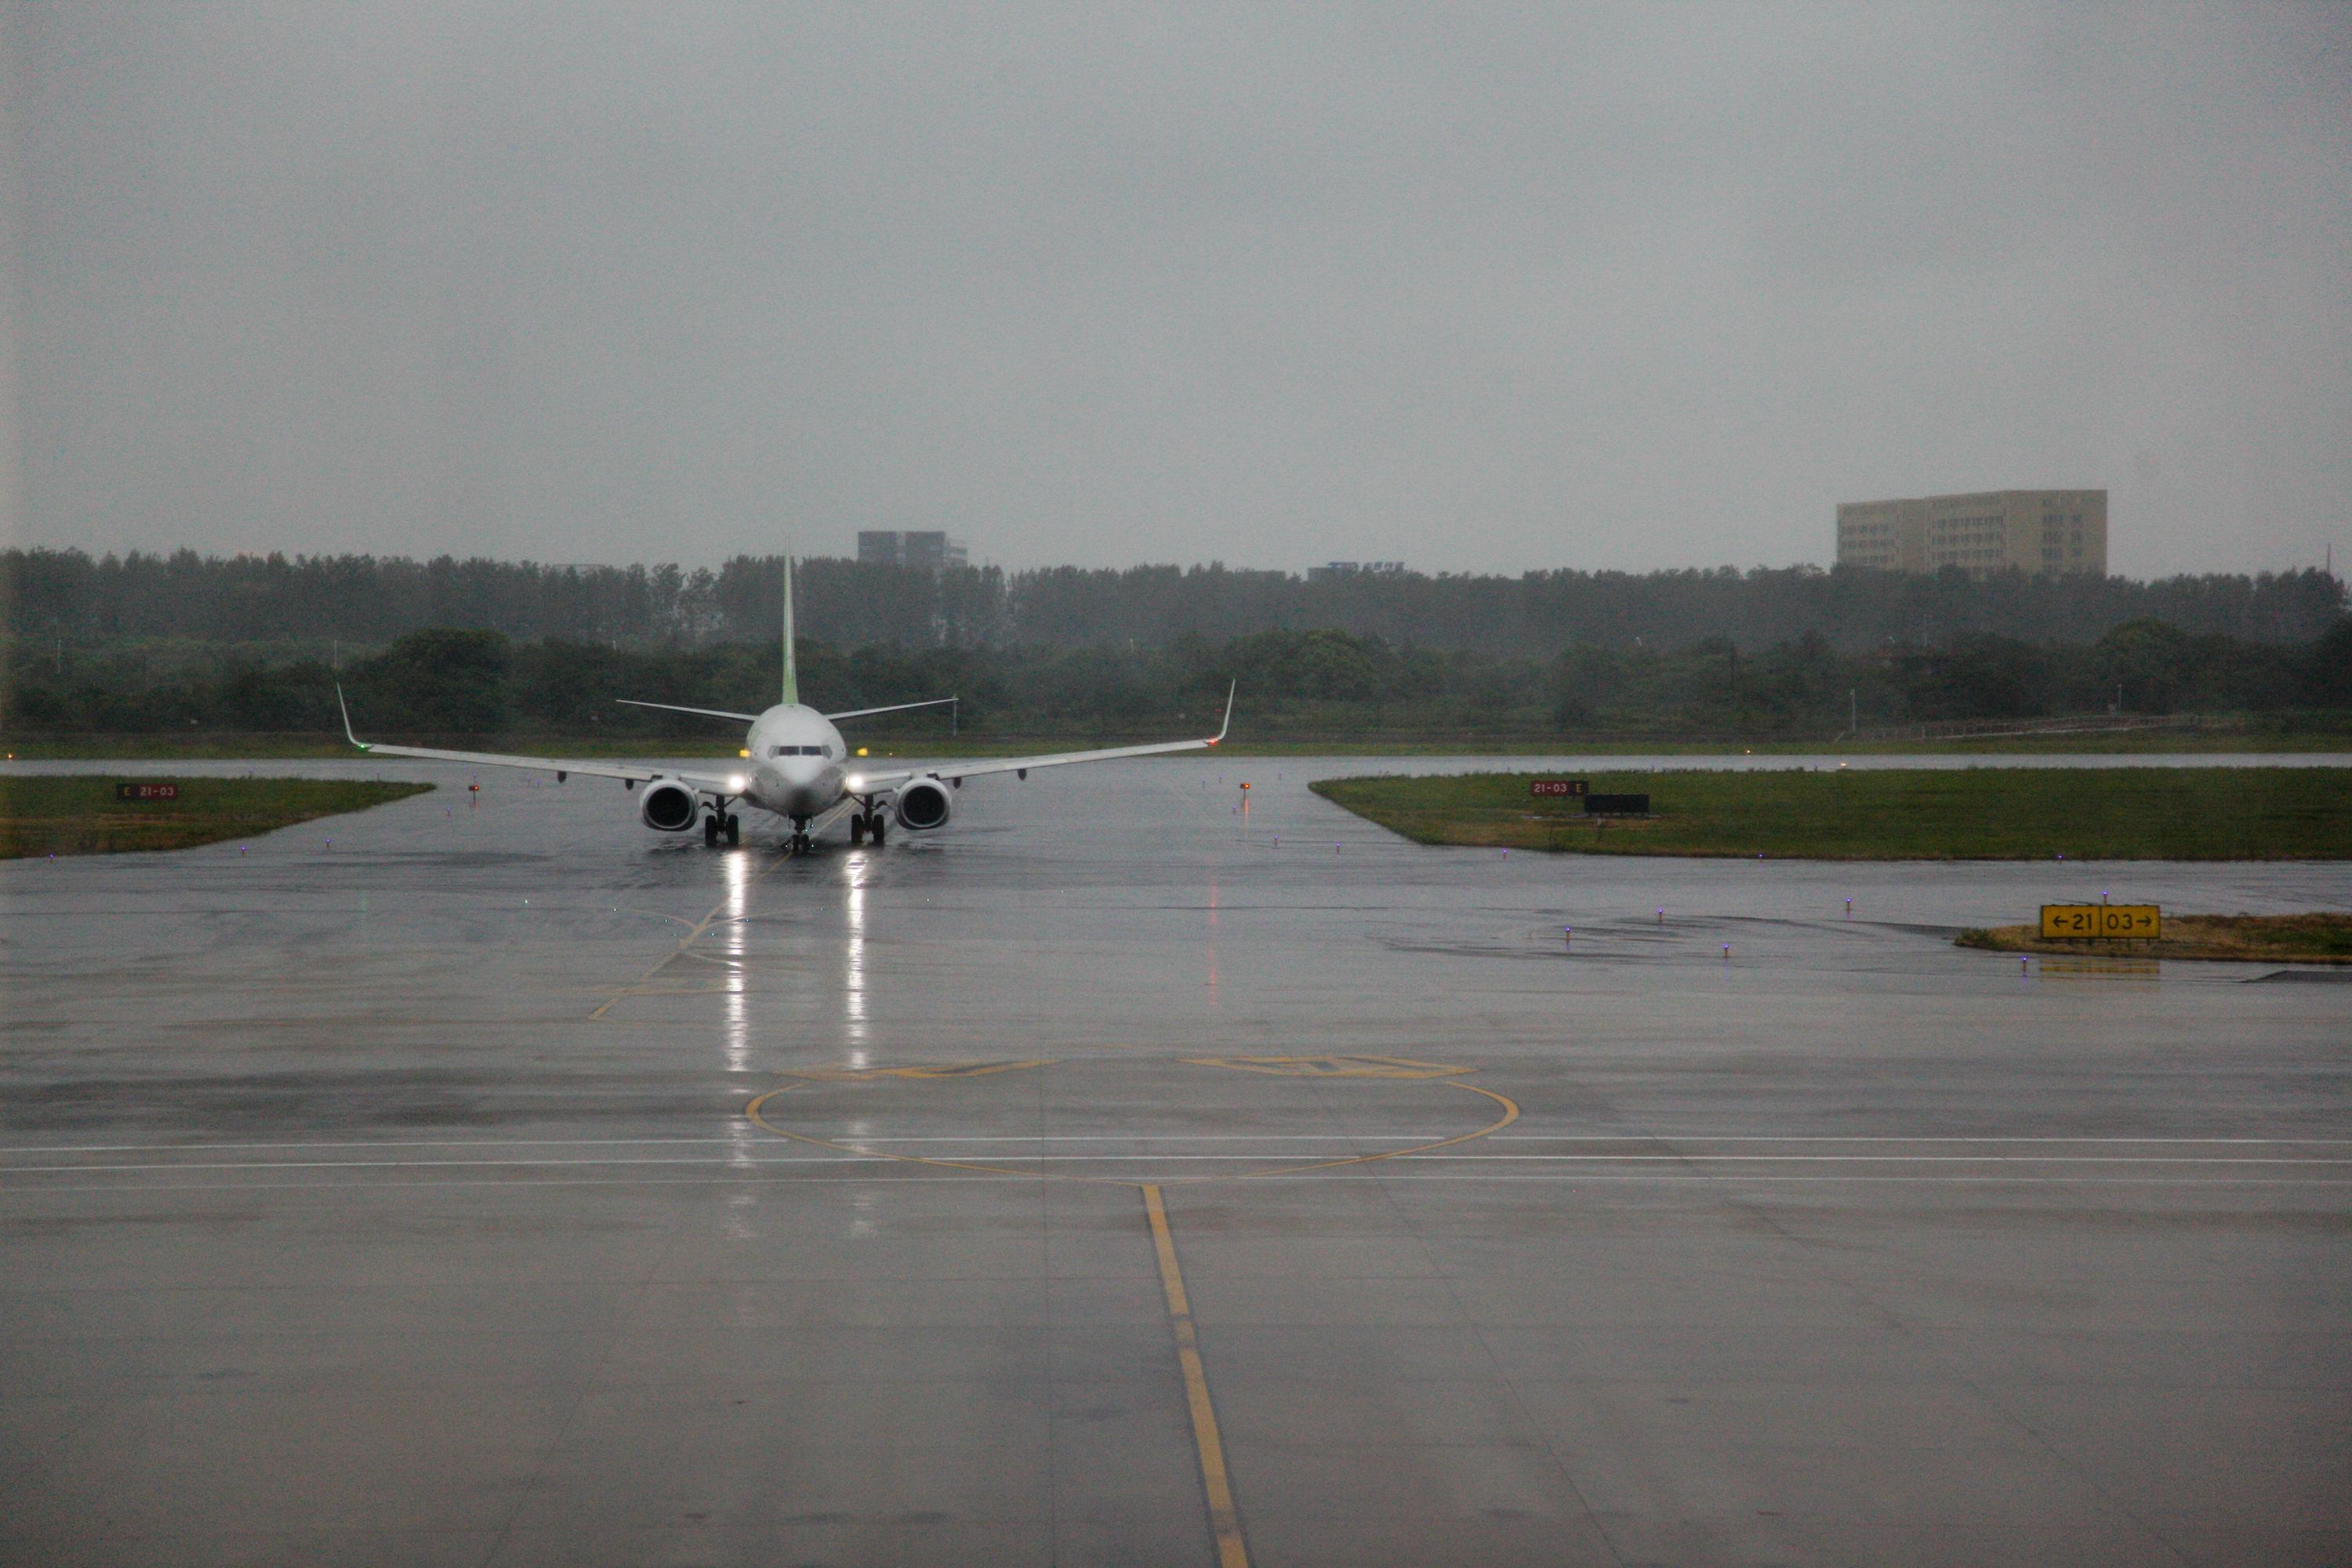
[0,1134,1458,1156]
[0,1138,770,1156]
[1399,1155,2352,1165]
[8,1132,2345,1156]
[4,1174,2350,1196]
[852,1134,1450,1143]
[8,1153,2351,1174]
[1493,1134,2352,1145]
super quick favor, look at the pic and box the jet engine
[639,779,700,833]
[893,776,952,831]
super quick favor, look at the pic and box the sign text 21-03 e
[2041,904,2160,940]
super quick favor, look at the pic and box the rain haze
[2,2,2347,577]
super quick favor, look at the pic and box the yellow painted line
[744,1087,1065,1181]
[1183,1054,1470,1079]
[1233,1083,1519,1181]
[742,1073,1521,1186]
[587,984,733,999]
[671,949,752,969]
[1143,1184,1250,1568]
[589,861,782,1020]
[788,1060,1056,1082]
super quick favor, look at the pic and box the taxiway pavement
[3,754,2347,1566]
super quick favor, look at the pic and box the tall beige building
[1835,490,2107,578]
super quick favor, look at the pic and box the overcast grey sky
[2,3,2346,577]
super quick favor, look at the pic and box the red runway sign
[114,782,180,802]
[1530,779,1588,797]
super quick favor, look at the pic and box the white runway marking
[1492,1134,2352,1145]
[7,1133,2348,1156]
[0,1135,1461,1154]
[9,1152,2352,1175]
[6,1173,2352,1196]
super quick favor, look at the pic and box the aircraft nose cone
[771,759,837,818]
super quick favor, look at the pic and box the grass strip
[5,727,2350,760]
[0,776,434,858]
[1309,767,2352,860]
[1958,914,2352,964]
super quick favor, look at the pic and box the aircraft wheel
[725,815,741,846]
[703,815,720,847]
[870,818,887,848]
[849,815,866,846]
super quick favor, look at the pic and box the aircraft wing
[843,684,1232,794]
[339,688,742,793]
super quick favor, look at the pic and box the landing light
[845,774,866,792]
[727,774,747,793]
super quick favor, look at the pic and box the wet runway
[4,754,2349,1566]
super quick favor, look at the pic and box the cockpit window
[768,744,829,757]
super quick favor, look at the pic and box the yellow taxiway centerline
[1144,1182,1250,1568]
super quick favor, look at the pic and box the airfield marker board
[2041,904,2161,940]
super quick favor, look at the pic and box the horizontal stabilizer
[824,696,959,723]
[615,699,762,724]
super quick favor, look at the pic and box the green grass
[5,724,2348,761]
[1310,768,2352,860]
[1958,913,2352,964]
[0,775,434,858]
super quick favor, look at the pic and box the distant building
[1835,490,2106,578]
[856,531,969,571]
[1305,560,1406,583]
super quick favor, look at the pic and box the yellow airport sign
[2040,904,2161,940]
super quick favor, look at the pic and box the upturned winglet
[336,684,370,751]
[1207,681,1235,745]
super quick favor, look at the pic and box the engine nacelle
[893,777,952,832]
[639,779,701,833]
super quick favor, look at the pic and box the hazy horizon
[4,5,2347,579]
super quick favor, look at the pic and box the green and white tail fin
[781,552,798,706]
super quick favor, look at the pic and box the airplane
[337,556,1235,850]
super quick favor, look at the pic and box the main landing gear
[848,810,886,848]
[704,811,740,848]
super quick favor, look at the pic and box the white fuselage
[742,703,851,822]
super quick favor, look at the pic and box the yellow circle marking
[742,1068,1519,1188]
[789,1059,1057,1082]
[1181,1054,1471,1079]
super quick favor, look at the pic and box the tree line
[6,618,2346,742]
[4,546,2341,655]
